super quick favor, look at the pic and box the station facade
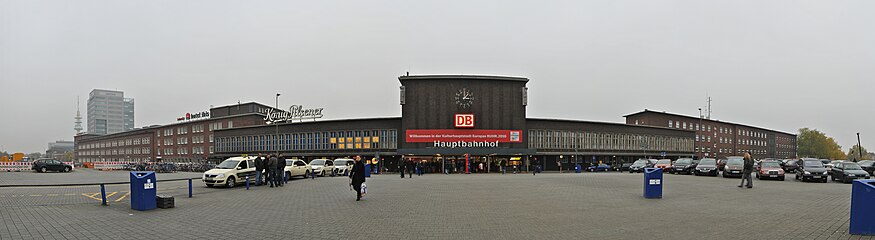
[213,75,696,172]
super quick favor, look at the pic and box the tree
[797,128,846,159]
[848,145,870,162]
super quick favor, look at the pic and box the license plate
[732,171,739,173]
[813,176,821,178]
[770,175,777,178]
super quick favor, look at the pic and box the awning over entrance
[398,148,535,155]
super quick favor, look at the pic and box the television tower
[74,96,83,134]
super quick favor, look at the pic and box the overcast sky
[1,0,873,154]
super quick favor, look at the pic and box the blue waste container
[644,168,663,199]
[364,164,372,178]
[850,179,875,235]
[130,171,157,211]
[575,164,582,173]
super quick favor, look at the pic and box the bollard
[245,176,250,190]
[100,183,107,206]
[188,178,193,198]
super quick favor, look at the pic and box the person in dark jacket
[349,156,366,201]
[400,159,406,178]
[267,154,278,188]
[739,152,754,188]
[255,154,265,186]
[277,154,286,186]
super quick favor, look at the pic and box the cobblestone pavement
[1,172,872,240]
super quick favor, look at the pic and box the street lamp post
[275,93,281,156]
[857,133,863,162]
[698,108,703,160]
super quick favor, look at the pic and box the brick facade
[624,110,797,159]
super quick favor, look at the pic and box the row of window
[215,129,399,153]
[159,135,213,146]
[78,157,150,162]
[77,137,151,150]
[157,121,232,137]
[77,148,151,156]
[664,120,777,141]
[157,146,213,156]
[527,129,694,152]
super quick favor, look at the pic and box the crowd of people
[253,153,286,188]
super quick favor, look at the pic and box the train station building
[76,75,797,172]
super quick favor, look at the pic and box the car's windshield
[633,160,648,165]
[843,163,862,170]
[285,160,294,166]
[675,159,692,165]
[859,161,874,167]
[699,159,717,165]
[311,160,324,165]
[216,160,239,169]
[804,160,823,168]
[727,158,744,165]
[334,160,347,165]
[762,162,780,168]
[656,160,671,165]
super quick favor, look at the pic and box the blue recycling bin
[644,168,663,199]
[850,179,875,235]
[575,164,582,173]
[364,164,372,178]
[130,171,157,211]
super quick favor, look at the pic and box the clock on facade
[454,88,474,108]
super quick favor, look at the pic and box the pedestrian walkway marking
[46,194,59,197]
[29,195,42,197]
[114,192,130,202]
[105,192,118,198]
[81,193,102,201]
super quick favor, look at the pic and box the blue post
[100,183,107,206]
[188,178,193,198]
[245,176,250,190]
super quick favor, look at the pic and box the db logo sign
[454,114,474,128]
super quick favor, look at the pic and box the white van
[203,156,256,188]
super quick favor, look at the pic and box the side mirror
[236,167,242,170]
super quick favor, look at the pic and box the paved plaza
[0,170,872,240]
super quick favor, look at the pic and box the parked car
[628,159,654,173]
[830,162,871,183]
[284,159,310,179]
[333,158,354,175]
[671,158,696,174]
[796,158,829,183]
[654,159,672,173]
[203,156,256,188]
[722,157,744,178]
[821,159,834,171]
[617,163,633,172]
[828,160,845,173]
[717,159,727,171]
[308,159,335,177]
[755,160,785,181]
[694,158,719,176]
[31,159,73,173]
[782,159,799,173]
[858,160,875,175]
[588,164,611,172]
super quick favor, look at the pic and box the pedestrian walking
[557,160,562,173]
[277,154,286,187]
[739,152,754,188]
[400,160,406,178]
[349,156,366,201]
[267,154,278,188]
[255,154,265,186]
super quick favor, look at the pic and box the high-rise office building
[87,89,134,134]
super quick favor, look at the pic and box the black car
[671,158,696,174]
[694,158,719,176]
[628,159,654,173]
[616,163,633,172]
[795,159,828,183]
[782,159,799,173]
[858,160,875,175]
[32,159,73,173]
[830,162,871,183]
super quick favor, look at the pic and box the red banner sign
[405,130,522,143]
